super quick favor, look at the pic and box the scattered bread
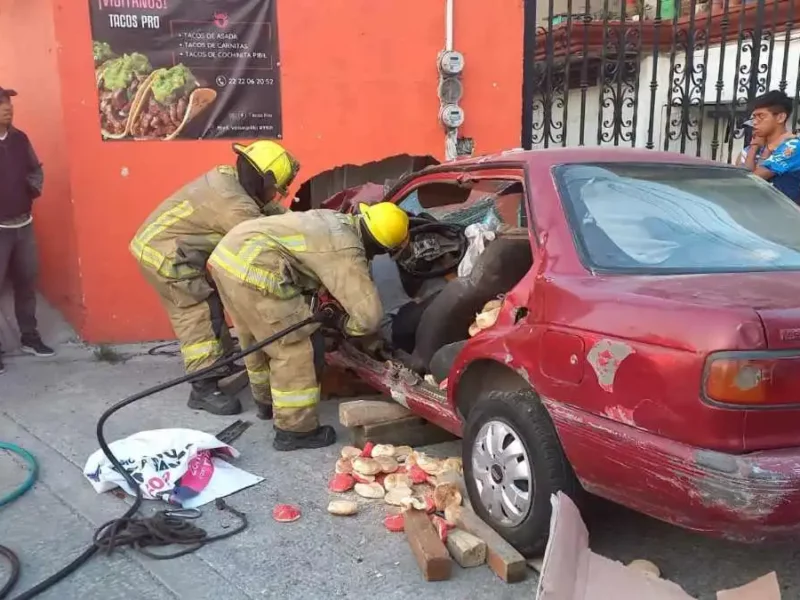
[440,457,463,475]
[400,496,427,511]
[384,473,412,491]
[433,482,462,512]
[394,446,413,462]
[352,457,383,476]
[376,456,399,474]
[372,444,396,458]
[341,446,362,460]
[329,473,356,493]
[328,500,358,516]
[355,482,386,499]
[272,504,301,523]
[352,472,376,484]
[335,458,353,474]
[385,487,415,506]
[628,559,661,578]
[417,455,443,476]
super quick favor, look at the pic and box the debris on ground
[324,438,522,584]
[272,503,302,523]
[535,492,782,600]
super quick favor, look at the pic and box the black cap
[0,87,18,99]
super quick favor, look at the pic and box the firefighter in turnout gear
[208,202,410,451]
[130,140,300,415]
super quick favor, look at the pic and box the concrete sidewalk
[1,342,798,599]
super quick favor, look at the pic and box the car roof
[438,146,724,169]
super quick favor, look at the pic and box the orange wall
[0,0,84,328]
[43,0,523,342]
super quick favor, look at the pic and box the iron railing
[521,0,798,163]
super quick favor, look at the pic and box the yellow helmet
[359,202,410,250]
[232,140,300,192]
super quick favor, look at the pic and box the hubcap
[471,420,533,527]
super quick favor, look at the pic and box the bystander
[0,86,55,375]
[742,90,800,203]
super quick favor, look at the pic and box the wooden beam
[338,399,411,427]
[450,505,527,583]
[404,509,452,582]
[446,529,487,568]
[351,416,458,448]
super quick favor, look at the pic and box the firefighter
[130,140,300,415]
[207,202,410,451]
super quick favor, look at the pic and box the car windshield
[556,163,800,274]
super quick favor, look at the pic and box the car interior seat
[408,230,533,374]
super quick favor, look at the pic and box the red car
[319,147,800,555]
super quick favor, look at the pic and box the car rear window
[556,163,800,274]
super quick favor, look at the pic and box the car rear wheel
[462,389,581,557]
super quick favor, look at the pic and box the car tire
[462,388,581,557]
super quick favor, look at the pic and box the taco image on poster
[97,53,154,139]
[130,64,217,141]
[93,41,117,82]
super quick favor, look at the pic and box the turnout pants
[213,269,322,433]
[139,266,234,376]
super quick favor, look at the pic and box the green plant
[93,344,125,364]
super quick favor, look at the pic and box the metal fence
[521,0,800,163]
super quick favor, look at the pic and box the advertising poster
[88,0,282,141]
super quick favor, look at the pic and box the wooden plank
[404,509,452,582]
[338,399,411,427]
[351,416,459,447]
[450,505,527,583]
[445,529,487,568]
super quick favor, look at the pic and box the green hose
[0,442,38,507]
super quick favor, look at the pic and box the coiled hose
[0,442,39,598]
[5,312,323,600]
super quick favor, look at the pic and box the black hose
[0,545,20,600]
[10,314,322,600]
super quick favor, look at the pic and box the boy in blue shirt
[743,90,800,203]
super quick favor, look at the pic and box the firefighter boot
[188,379,242,415]
[272,425,337,452]
[256,402,273,421]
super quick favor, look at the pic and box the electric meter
[439,51,465,76]
[439,104,465,128]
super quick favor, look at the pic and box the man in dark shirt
[743,90,800,202]
[0,86,55,375]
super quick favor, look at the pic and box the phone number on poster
[218,77,275,87]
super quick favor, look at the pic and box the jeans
[0,224,39,348]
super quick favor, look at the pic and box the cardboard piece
[535,493,781,600]
[717,572,781,600]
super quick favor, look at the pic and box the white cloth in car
[458,223,498,277]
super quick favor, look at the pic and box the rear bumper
[545,398,800,541]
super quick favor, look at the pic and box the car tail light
[704,352,800,407]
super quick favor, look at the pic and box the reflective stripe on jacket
[129,165,286,280]
[208,210,383,336]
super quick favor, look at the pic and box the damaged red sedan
[319,147,800,555]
